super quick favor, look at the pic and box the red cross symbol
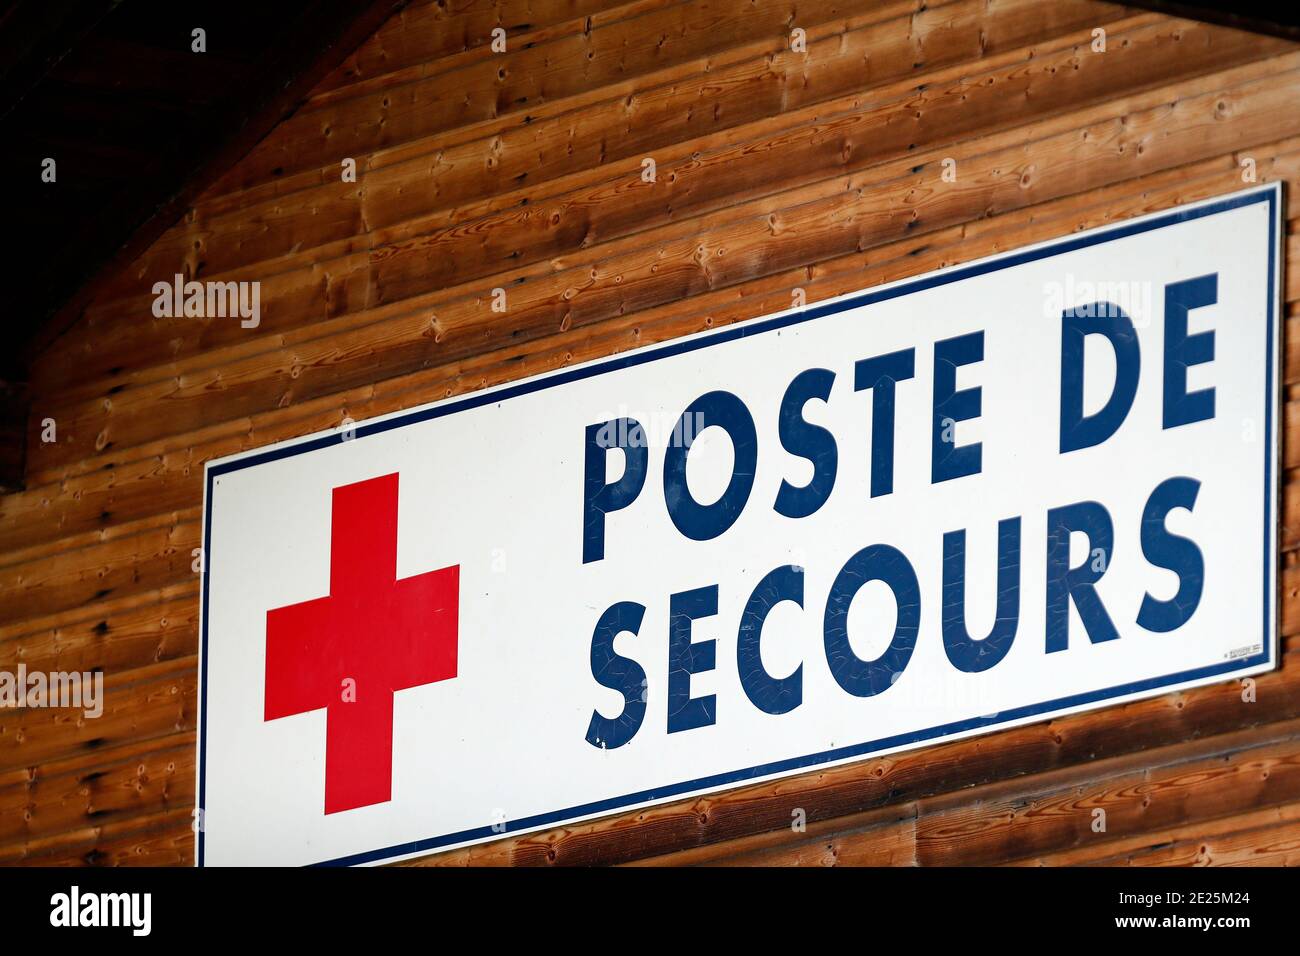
[264,473,459,814]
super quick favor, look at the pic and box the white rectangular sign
[198,184,1282,866]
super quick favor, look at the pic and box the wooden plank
[43,6,1184,397]
[0,588,197,679]
[6,141,1298,559]
[210,0,968,193]
[1094,814,1300,865]
[310,0,680,99]
[0,740,193,848]
[30,56,1300,472]
[256,0,1132,190]
[55,63,1294,398]
[309,0,697,103]
[625,804,919,866]
[0,660,195,776]
[913,724,1300,865]
[663,722,1300,865]
[0,457,204,564]
[1,806,193,866]
[0,581,197,650]
[0,517,198,627]
[0,503,195,573]
[401,645,1300,865]
[35,147,1300,494]
[115,1,1152,293]
[7,260,1296,616]
[0,728,195,790]
[190,0,941,225]
[1008,800,1300,864]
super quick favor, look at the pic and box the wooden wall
[3,0,1300,866]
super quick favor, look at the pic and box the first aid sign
[198,184,1282,866]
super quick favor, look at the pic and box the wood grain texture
[3,0,1298,865]
[41,0,1146,399]
[28,45,1300,472]
[636,721,1300,865]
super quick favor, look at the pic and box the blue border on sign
[197,184,1280,867]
